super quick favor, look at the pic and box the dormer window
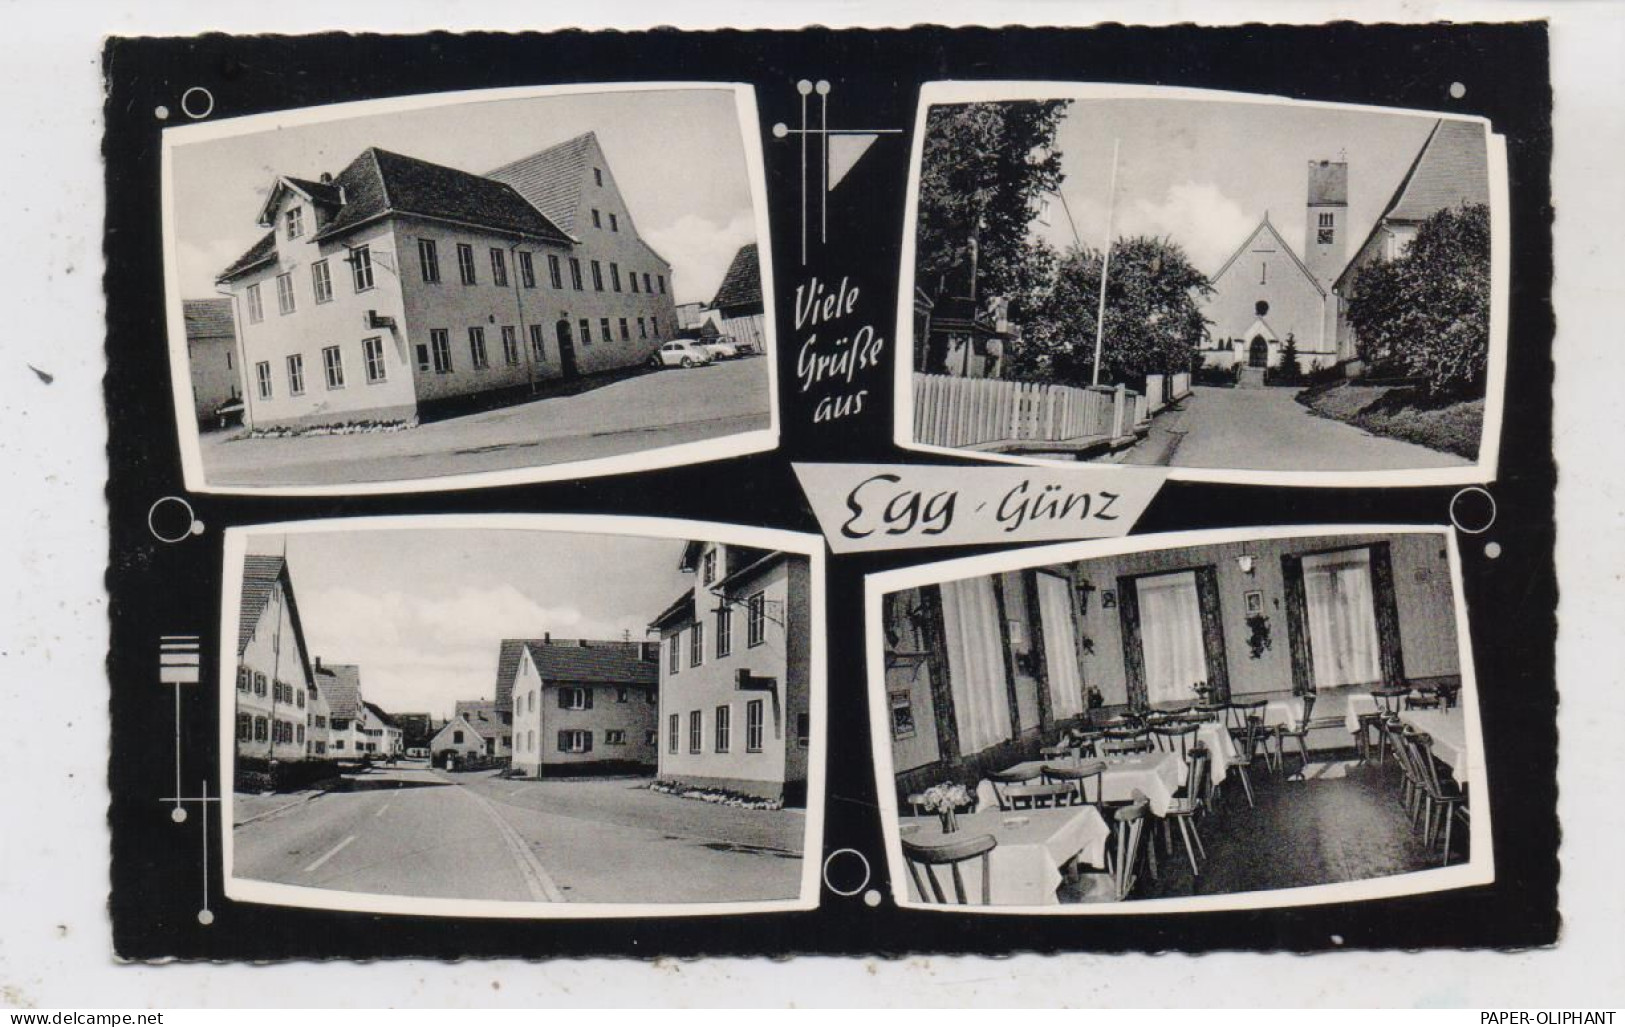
[285,207,304,240]
[701,547,718,586]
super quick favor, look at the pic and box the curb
[232,784,335,827]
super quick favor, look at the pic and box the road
[1115,385,1471,471]
[232,764,806,904]
[200,356,772,487]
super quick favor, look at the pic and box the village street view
[230,527,814,907]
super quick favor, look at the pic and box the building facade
[428,715,493,766]
[453,700,512,760]
[650,543,812,803]
[708,242,767,355]
[505,638,660,777]
[234,555,318,764]
[215,134,678,430]
[182,297,242,426]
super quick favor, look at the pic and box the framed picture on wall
[890,690,917,740]
[1245,590,1265,615]
[1102,589,1117,610]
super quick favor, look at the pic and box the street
[1114,385,1472,471]
[200,356,772,487]
[231,763,806,904]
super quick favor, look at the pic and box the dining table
[998,750,1183,817]
[900,805,1112,906]
[1398,707,1470,784]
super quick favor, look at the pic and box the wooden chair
[1192,702,1229,723]
[1359,686,1409,763]
[1164,747,1211,876]
[903,833,998,905]
[1070,728,1106,759]
[1406,690,1443,711]
[1102,725,1152,755]
[1434,681,1462,710]
[987,766,1042,810]
[1226,698,1272,767]
[1225,715,1265,808]
[1405,729,1468,865]
[1043,761,1105,806]
[1277,694,1318,780]
[1072,799,1151,902]
[999,782,1074,810]
[1151,721,1201,759]
[1383,715,1424,824]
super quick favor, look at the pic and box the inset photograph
[868,526,1488,912]
[900,84,1507,485]
[222,516,823,917]
[166,84,776,494]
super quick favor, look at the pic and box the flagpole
[1091,138,1120,388]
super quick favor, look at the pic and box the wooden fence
[913,373,1151,450]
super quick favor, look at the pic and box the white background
[1,0,1620,1008]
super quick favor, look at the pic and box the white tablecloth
[1262,698,1304,729]
[1195,721,1237,785]
[901,806,1112,906]
[1399,708,1470,784]
[1000,750,1184,816]
[1343,692,1422,733]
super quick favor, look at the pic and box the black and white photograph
[900,85,1507,485]
[166,84,777,494]
[869,526,1488,910]
[222,517,823,916]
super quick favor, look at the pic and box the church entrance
[1248,336,1270,368]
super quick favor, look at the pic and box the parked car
[650,339,715,368]
[696,338,740,361]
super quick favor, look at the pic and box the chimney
[319,172,332,184]
[314,656,323,672]
[543,632,551,644]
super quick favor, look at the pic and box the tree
[1346,203,1491,398]
[1278,334,1302,383]
[1009,235,1213,388]
[914,100,1071,312]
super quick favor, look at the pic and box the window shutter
[1281,553,1315,695]
[583,732,594,753]
[583,687,594,710]
[557,689,570,709]
[557,730,570,752]
[1115,574,1149,708]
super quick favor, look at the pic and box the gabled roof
[649,593,696,632]
[238,555,288,655]
[495,638,659,703]
[362,701,397,728]
[435,714,488,742]
[313,663,363,720]
[182,298,235,340]
[216,232,277,284]
[486,132,597,235]
[710,242,761,310]
[1209,215,1326,298]
[454,699,507,733]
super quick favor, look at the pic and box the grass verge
[1297,381,1483,459]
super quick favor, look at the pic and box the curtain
[1036,573,1085,721]
[1136,571,1207,705]
[940,578,1014,754]
[1194,565,1232,702]
[1302,549,1383,688]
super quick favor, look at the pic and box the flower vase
[939,810,959,834]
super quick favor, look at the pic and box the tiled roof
[182,298,235,340]
[494,638,659,705]
[486,132,595,235]
[363,701,397,728]
[282,175,344,207]
[216,232,276,284]
[710,243,761,311]
[1382,120,1490,223]
[237,555,287,655]
[313,663,363,720]
[312,147,572,245]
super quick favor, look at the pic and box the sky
[170,88,757,305]
[244,528,690,720]
[1024,98,1448,276]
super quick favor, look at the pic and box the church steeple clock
[1304,158,1348,289]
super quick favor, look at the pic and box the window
[605,729,626,746]
[297,724,306,744]
[645,688,657,704]
[599,317,612,344]
[714,705,731,753]
[578,318,592,345]
[1319,212,1335,228]
[618,317,630,342]
[284,207,304,239]
[254,716,268,742]
[630,272,640,294]
[518,251,535,288]
[332,739,344,750]
[559,729,593,754]
[457,243,477,285]
[658,274,666,295]
[253,672,267,696]
[430,329,452,373]
[637,317,647,339]
[528,691,535,712]
[236,714,251,741]
[591,209,602,229]
[593,168,603,187]
[747,591,767,647]
[610,263,622,292]
[688,710,702,754]
[716,605,732,658]
[645,730,658,747]
[529,323,547,362]
[468,327,489,369]
[702,548,718,585]
[643,273,653,294]
[591,260,604,292]
[311,259,333,303]
[668,714,680,753]
[650,314,659,337]
[246,283,263,323]
[418,238,440,283]
[453,730,464,744]
[236,667,251,692]
[501,325,519,365]
[255,361,272,399]
[616,688,630,704]
[669,635,681,675]
[1260,261,1268,286]
[609,212,619,233]
[276,272,296,315]
[746,699,764,752]
[350,245,374,291]
[415,343,430,372]
[323,345,346,389]
[690,622,705,667]
[490,247,508,287]
[796,713,810,749]
[547,254,563,289]
[568,257,583,290]
[363,336,387,383]
[558,686,592,710]
[527,729,535,752]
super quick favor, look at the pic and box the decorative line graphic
[772,80,903,264]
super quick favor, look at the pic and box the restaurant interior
[882,532,1475,906]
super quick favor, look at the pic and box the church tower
[1304,159,1348,288]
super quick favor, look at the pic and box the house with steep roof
[363,701,404,756]
[182,298,242,426]
[429,713,494,767]
[234,555,318,764]
[505,637,661,777]
[708,242,767,355]
[1332,119,1490,365]
[214,134,678,429]
[650,543,813,804]
[310,660,370,758]
[453,699,512,759]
